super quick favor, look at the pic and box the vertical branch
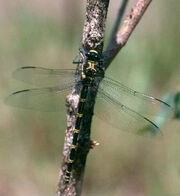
[57,1,109,196]
[83,0,110,52]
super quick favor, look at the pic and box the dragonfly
[6,48,172,183]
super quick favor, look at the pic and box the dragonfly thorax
[81,49,104,81]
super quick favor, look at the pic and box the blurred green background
[0,0,179,195]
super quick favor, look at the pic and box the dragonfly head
[86,50,100,62]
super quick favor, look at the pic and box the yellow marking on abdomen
[71,144,77,149]
[76,113,83,118]
[80,98,86,102]
[74,129,80,133]
[68,159,74,163]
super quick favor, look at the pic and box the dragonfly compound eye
[87,50,100,61]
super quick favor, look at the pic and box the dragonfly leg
[90,140,100,149]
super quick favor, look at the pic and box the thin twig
[57,1,109,196]
[106,0,129,51]
[103,0,152,70]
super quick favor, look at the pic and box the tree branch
[82,0,110,52]
[106,0,129,51]
[103,0,152,70]
[57,1,109,196]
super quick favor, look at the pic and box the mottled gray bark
[57,1,109,196]
[57,0,153,195]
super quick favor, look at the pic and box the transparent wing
[100,77,172,118]
[95,77,173,135]
[13,66,75,87]
[95,90,162,136]
[5,84,74,112]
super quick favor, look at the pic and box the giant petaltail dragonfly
[6,49,172,183]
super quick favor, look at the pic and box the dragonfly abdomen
[64,85,88,184]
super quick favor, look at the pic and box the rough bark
[57,1,109,196]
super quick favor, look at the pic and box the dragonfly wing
[13,66,76,87]
[95,89,162,136]
[5,84,74,112]
[100,77,173,118]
